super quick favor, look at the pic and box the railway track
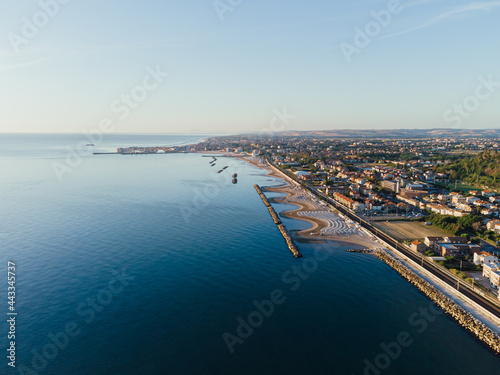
[265,161,500,318]
[312,187,500,318]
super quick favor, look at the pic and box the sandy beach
[240,155,379,249]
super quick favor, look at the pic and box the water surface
[0,134,498,374]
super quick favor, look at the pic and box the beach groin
[345,249,374,254]
[375,250,500,355]
[254,184,302,258]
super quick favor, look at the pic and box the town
[188,130,500,296]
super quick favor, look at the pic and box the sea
[0,133,499,375]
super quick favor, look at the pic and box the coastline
[240,155,379,250]
[240,154,500,354]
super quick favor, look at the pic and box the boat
[232,178,238,184]
[232,173,238,178]
[222,166,228,170]
[217,170,223,174]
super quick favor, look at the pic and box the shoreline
[240,154,500,354]
[376,250,500,354]
[239,155,379,250]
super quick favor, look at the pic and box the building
[294,171,313,181]
[411,240,427,254]
[399,189,427,199]
[364,201,383,211]
[466,196,481,204]
[439,243,481,257]
[406,183,426,191]
[333,193,354,209]
[474,199,490,207]
[381,180,400,193]
[443,237,468,245]
[473,251,499,265]
[294,171,311,178]
[332,192,365,212]
[483,262,500,288]
[425,237,443,250]
[482,208,500,217]
[397,194,421,208]
[326,186,349,195]
[491,271,500,289]
[424,236,470,252]
[482,190,496,198]
[439,244,462,257]
[351,201,365,212]
[487,219,500,232]
[451,194,466,204]
[455,202,473,212]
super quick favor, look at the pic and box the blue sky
[0,0,499,134]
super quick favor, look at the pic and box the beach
[240,155,379,249]
[240,155,500,345]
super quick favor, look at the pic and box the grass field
[372,220,450,242]
[435,181,500,193]
[434,182,484,193]
[446,150,482,155]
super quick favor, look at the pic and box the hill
[279,129,500,139]
[435,150,500,189]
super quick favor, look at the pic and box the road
[476,237,500,257]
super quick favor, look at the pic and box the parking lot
[468,271,499,296]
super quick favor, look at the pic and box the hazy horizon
[2,127,500,136]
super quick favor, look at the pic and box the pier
[254,185,302,258]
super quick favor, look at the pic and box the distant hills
[279,129,500,139]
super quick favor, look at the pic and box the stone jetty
[375,250,500,355]
[345,249,374,254]
[254,185,302,258]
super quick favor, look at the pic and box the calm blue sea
[0,133,499,375]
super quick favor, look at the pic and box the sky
[0,0,499,134]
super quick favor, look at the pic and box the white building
[483,262,500,288]
[473,251,498,265]
[467,196,481,204]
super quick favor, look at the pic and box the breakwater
[375,250,500,355]
[345,249,374,254]
[254,185,302,258]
